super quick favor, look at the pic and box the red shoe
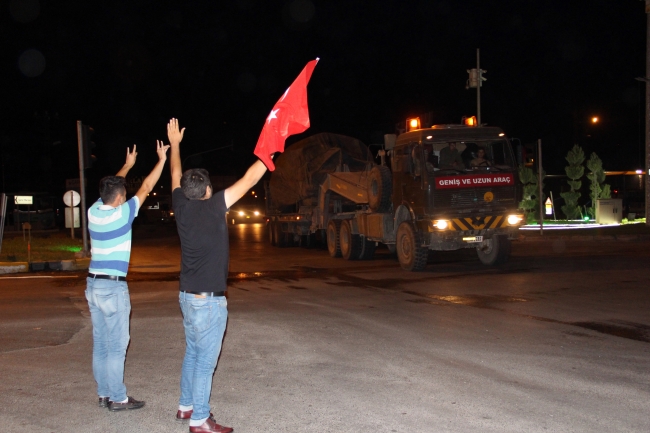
[189,416,233,433]
[176,409,192,421]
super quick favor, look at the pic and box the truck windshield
[439,139,515,171]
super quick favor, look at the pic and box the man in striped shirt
[86,140,169,412]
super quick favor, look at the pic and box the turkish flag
[254,58,319,171]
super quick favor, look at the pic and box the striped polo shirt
[88,196,140,277]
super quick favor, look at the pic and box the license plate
[462,236,483,243]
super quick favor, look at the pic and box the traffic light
[466,68,487,89]
[81,123,96,168]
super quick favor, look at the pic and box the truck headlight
[507,214,524,225]
[433,219,449,230]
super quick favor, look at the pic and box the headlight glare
[433,219,448,230]
[507,214,523,225]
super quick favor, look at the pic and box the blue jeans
[85,277,131,402]
[179,292,228,422]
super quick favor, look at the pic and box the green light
[53,246,83,252]
[583,215,590,221]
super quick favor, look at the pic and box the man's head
[99,176,127,206]
[449,142,457,149]
[181,168,212,200]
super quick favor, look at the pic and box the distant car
[141,201,175,224]
[227,204,265,224]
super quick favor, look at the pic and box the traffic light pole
[476,49,482,127]
[466,49,486,126]
[76,120,89,256]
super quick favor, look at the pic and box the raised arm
[134,141,170,209]
[167,118,185,191]
[224,159,268,209]
[116,145,138,177]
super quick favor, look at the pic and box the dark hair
[99,176,127,204]
[181,168,212,199]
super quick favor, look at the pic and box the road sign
[65,178,86,192]
[63,190,81,207]
[65,207,80,228]
[14,195,33,205]
[545,197,553,215]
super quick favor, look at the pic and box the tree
[518,164,545,224]
[585,152,611,219]
[560,145,585,220]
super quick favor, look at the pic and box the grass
[0,232,83,262]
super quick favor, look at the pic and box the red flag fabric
[254,58,319,171]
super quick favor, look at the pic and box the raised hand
[125,144,138,168]
[156,140,170,161]
[167,118,185,146]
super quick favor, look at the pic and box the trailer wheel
[327,220,342,257]
[476,235,511,265]
[275,222,289,248]
[396,222,428,271]
[340,220,362,260]
[358,237,376,260]
[367,165,393,213]
[300,233,315,248]
[268,221,276,246]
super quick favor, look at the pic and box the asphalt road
[0,223,649,433]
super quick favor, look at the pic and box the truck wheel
[358,237,376,260]
[476,235,511,265]
[327,220,342,258]
[367,165,392,213]
[396,222,428,271]
[340,220,362,260]
[268,221,276,246]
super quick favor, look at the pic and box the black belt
[88,273,126,282]
[181,291,226,297]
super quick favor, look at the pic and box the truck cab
[386,124,524,269]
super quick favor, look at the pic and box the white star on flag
[267,108,279,124]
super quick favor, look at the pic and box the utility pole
[76,121,89,256]
[645,1,650,227]
[466,48,487,126]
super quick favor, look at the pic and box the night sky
[1,0,647,197]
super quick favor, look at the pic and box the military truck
[265,123,524,271]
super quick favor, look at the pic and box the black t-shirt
[172,188,229,292]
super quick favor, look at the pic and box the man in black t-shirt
[167,118,268,433]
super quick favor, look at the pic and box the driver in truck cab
[470,148,492,167]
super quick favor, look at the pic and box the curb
[0,258,91,275]
[518,234,650,242]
